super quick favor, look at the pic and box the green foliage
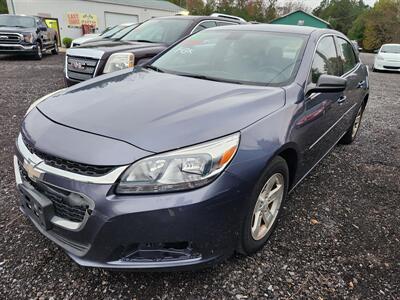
[0,0,8,14]
[362,0,400,50]
[168,0,279,22]
[348,10,368,43]
[62,37,73,48]
[313,0,368,35]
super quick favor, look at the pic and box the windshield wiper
[130,39,156,43]
[175,73,244,85]
[143,65,165,73]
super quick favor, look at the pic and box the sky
[278,0,378,9]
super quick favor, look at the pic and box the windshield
[381,45,400,54]
[0,15,35,28]
[101,24,129,38]
[151,30,308,86]
[122,19,192,44]
[111,24,138,39]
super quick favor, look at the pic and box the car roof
[209,24,329,35]
[153,15,243,23]
[381,43,400,46]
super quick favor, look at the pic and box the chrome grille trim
[0,32,22,44]
[66,55,99,81]
[16,134,129,185]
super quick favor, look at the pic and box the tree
[279,1,311,16]
[313,0,368,35]
[363,0,400,50]
[167,0,279,23]
[0,0,8,14]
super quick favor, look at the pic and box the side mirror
[39,25,47,31]
[306,74,347,96]
[374,49,379,53]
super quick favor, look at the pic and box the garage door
[105,12,139,27]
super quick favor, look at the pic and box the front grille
[20,165,89,223]
[0,32,21,44]
[67,55,99,81]
[22,134,114,176]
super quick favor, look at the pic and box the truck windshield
[122,19,191,44]
[101,24,129,38]
[151,29,307,86]
[0,15,35,28]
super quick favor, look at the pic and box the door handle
[337,96,347,104]
[357,81,365,88]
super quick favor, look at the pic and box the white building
[6,0,185,40]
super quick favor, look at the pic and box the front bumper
[374,60,400,71]
[0,43,36,54]
[14,137,250,270]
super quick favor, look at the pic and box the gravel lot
[0,52,399,299]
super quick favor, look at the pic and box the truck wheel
[51,41,59,55]
[34,43,43,60]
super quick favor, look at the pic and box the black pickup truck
[65,15,245,86]
[0,14,58,59]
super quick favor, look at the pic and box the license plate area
[19,184,54,230]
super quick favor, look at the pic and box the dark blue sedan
[14,24,369,270]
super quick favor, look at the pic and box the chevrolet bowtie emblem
[23,160,44,182]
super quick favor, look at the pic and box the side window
[310,36,340,84]
[192,21,216,34]
[337,37,358,74]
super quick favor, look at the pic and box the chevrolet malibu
[14,25,369,270]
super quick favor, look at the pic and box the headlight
[25,88,66,116]
[376,55,384,60]
[116,133,240,194]
[23,33,34,43]
[103,53,134,73]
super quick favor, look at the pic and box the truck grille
[20,165,89,223]
[0,32,22,44]
[67,55,99,81]
[22,134,115,176]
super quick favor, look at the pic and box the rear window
[122,19,192,44]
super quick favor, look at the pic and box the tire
[339,103,365,145]
[239,156,289,255]
[51,40,59,55]
[34,43,43,60]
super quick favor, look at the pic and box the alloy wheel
[37,44,42,58]
[251,173,284,241]
[351,106,363,139]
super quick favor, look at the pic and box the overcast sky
[278,0,378,9]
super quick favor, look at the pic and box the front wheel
[340,104,364,144]
[34,43,42,60]
[239,156,288,255]
[51,41,59,55]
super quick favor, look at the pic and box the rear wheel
[34,43,42,60]
[340,104,364,144]
[239,156,288,255]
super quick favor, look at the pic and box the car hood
[75,40,165,53]
[0,26,35,33]
[379,52,400,61]
[37,69,285,153]
[72,34,100,44]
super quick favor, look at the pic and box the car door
[296,35,344,171]
[335,36,365,133]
